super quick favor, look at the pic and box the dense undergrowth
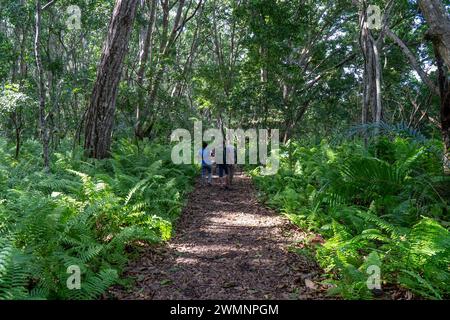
[251,134,450,300]
[0,138,196,299]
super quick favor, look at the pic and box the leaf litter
[109,173,328,300]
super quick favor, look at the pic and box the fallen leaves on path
[110,173,328,300]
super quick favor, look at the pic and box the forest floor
[110,170,328,300]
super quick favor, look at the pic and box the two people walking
[199,141,236,190]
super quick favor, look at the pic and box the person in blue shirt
[199,141,212,185]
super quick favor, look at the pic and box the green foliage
[0,138,196,299]
[0,84,32,114]
[251,135,450,299]
[0,33,15,80]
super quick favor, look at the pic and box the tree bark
[136,0,157,84]
[435,48,450,174]
[373,40,383,126]
[84,0,138,159]
[135,0,157,138]
[34,0,50,170]
[357,0,394,131]
[359,4,383,127]
[419,0,450,70]
[419,0,450,173]
[136,0,198,139]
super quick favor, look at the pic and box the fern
[252,135,450,299]
[398,270,442,300]
[0,138,197,300]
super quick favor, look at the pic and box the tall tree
[84,0,139,158]
[419,0,450,173]
[357,0,394,129]
[134,0,203,139]
[34,0,50,170]
[135,0,157,138]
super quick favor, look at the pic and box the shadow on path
[111,172,325,300]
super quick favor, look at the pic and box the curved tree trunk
[84,0,138,159]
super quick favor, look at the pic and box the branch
[173,0,203,44]
[176,0,203,33]
[42,0,57,11]
[385,27,439,96]
[300,53,357,93]
[421,110,441,129]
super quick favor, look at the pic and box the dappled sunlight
[2,0,447,302]
[173,257,199,265]
[172,244,251,255]
[112,175,322,300]
[206,213,285,228]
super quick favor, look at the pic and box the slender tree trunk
[435,47,450,174]
[11,110,22,159]
[15,124,21,159]
[373,41,383,125]
[136,0,157,82]
[14,11,27,159]
[84,0,138,159]
[19,28,27,85]
[358,2,385,135]
[136,0,189,139]
[360,8,373,125]
[135,0,157,138]
[34,0,50,170]
[135,0,170,139]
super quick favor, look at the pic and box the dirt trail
[111,172,325,300]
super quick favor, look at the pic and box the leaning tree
[84,0,138,159]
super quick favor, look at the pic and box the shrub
[251,135,450,299]
[0,138,196,299]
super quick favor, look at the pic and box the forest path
[111,171,325,300]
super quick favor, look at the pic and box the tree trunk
[373,41,383,126]
[34,0,50,170]
[11,110,22,159]
[136,0,189,139]
[360,8,375,125]
[419,0,450,173]
[84,0,138,159]
[419,0,450,70]
[358,2,385,133]
[135,0,157,138]
[435,46,450,174]
[14,7,27,159]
